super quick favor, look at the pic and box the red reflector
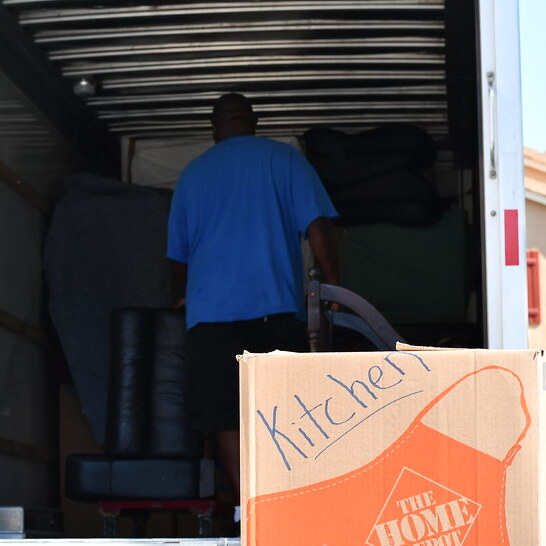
[504,209,519,266]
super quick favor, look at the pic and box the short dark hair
[211,93,256,124]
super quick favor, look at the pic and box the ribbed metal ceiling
[2,0,447,140]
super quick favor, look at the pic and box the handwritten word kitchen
[256,351,432,471]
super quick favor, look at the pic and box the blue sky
[519,0,546,153]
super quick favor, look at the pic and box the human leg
[186,315,306,504]
[186,322,243,505]
[217,429,241,502]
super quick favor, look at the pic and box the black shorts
[186,313,306,432]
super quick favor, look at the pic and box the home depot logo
[366,468,481,546]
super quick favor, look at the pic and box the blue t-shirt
[167,135,337,329]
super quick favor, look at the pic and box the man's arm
[170,259,188,308]
[307,216,340,285]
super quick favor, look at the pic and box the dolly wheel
[197,514,213,537]
[102,514,118,538]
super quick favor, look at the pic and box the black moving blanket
[44,173,173,443]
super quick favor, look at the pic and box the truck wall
[0,184,54,506]
[0,70,83,507]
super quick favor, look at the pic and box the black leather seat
[65,308,216,537]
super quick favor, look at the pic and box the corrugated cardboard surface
[239,348,544,545]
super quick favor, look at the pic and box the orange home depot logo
[366,468,481,546]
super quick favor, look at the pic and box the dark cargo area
[0,0,486,537]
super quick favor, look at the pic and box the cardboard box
[239,345,545,545]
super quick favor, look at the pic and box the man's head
[211,93,257,142]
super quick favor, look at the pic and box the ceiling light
[73,77,97,97]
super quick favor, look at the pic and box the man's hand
[169,259,188,308]
[172,296,186,309]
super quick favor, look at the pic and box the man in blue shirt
[167,93,339,507]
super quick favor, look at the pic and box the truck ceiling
[0,0,448,142]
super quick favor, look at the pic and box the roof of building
[525,147,546,200]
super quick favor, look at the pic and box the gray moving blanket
[44,173,173,443]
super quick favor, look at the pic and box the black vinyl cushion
[65,454,201,501]
[104,307,201,457]
[149,309,200,456]
[106,308,154,454]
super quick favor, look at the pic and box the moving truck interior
[0,0,526,539]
